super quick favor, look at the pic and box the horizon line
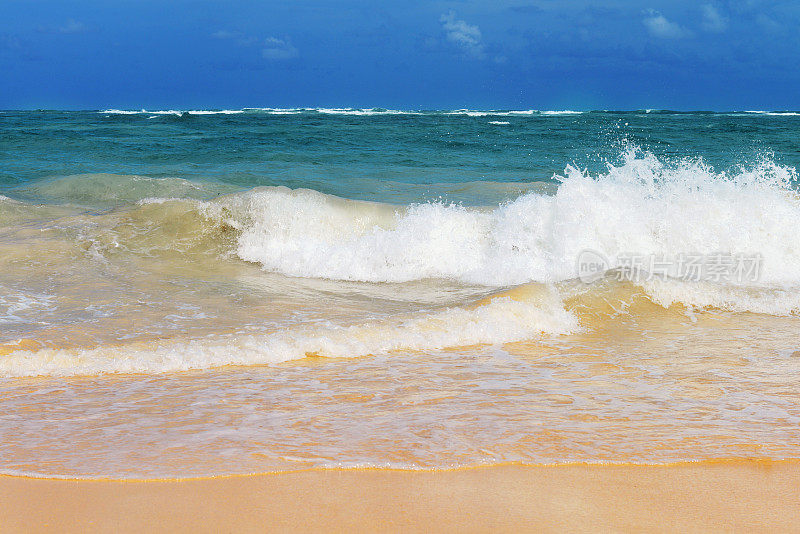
[3,108,800,114]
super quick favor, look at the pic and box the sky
[1,0,799,110]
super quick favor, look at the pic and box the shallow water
[1,109,799,477]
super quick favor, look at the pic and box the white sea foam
[742,110,800,116]
[100,107,416,116]
[0,288,576,377]
[488,121,511,125]
[21,147,791,315]
[446,110,491,116]
[100,109,184,115]
[0,287,55,325]
[642,278,800,315]
[539,110,583,115]
[230,148,800,296]
[251,107,305,114]
[98,108,587,117]
[11,147,800,318]
[316,108,410,116]
[186,109,246,115]
[444,110,582,117]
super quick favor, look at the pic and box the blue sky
[2,0,799,110]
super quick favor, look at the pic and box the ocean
[1,108,799,478]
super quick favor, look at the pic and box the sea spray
[232,147,800,287]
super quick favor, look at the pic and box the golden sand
[1,461,798,533]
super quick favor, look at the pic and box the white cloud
[59,19,86,34]
[212,30,237,40]
[642,9,688,39]
[701,4,728,32]
[213,30,297,59]
[440,11,485,59]
[261,37,298,60]
[212,30,258,46]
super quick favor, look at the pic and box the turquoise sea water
[3,109,799,205]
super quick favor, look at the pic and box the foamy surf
[219,148,800,294]
[97,108,586,117]
[0,286,575,377]
[4,146,799,317]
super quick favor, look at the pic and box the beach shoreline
[1,460,798,533]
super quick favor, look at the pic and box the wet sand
[1,461,798,533]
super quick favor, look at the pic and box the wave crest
[5,147,800,318]
[0,284,576,377]
[13,173,239,206]
[226,148,800,290]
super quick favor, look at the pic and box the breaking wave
[6,146,800,299]
[222,148,800,291]
[0,284,576,377]
[98,108,585,117]
[3,146,800,377]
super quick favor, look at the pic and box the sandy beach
[1,460,798,533]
